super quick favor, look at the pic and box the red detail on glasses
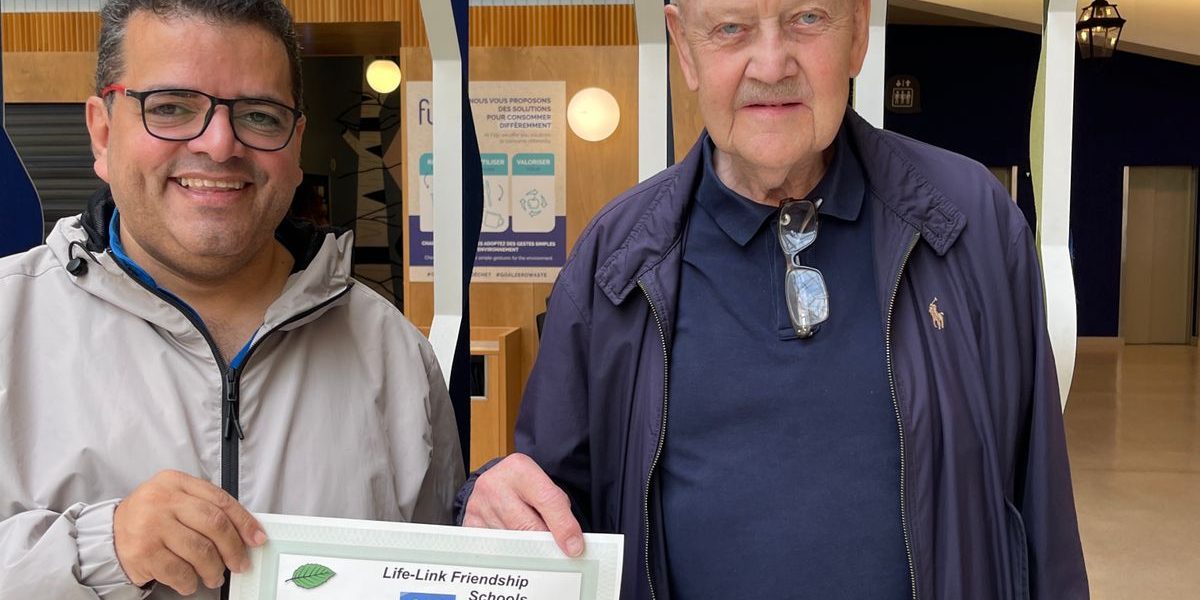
[99,84,127,97]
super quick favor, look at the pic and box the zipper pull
[223,367,245,440]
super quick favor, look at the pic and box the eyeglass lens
[785,267,829,337]
[141,90,296,150]
[779,199,819,255]
[778,199,828,338]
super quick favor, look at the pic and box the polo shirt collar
[697,125,866,247]
[809,126,865,223]
[696,139,779,247]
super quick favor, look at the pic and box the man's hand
[462,453,585,557]
[113,470,267,595]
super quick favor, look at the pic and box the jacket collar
[593,138,704,306]
[843,110,966,256]
[595,108,967,305]
[53,186,356,337]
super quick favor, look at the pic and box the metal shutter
[4,103,101,231]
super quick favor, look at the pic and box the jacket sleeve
[454,277,594,530]
[1009,225,1090,599]
[412,340,467,525]
[0,500,147,599]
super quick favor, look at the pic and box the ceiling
[891,0,1200,66]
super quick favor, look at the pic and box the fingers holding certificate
[462,453,586,558]
[229,513,622,600]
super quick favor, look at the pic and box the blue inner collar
[107,208,254,368]
[107,209,158,288]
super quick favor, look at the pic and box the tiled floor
[1065,341,1200,599]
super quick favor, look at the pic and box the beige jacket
[0,209,463,599]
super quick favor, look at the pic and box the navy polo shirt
[659,128,910,598]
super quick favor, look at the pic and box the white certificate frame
[230,513,622,600]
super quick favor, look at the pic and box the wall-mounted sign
[887,75,921,114]
[406,81,567,283]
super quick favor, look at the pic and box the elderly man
[0,1,462,598]
[458,0,1088,598]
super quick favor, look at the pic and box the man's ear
[84,96,112,183]
[665,3,700,92]
[848,0,872,77]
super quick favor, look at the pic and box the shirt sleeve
[0,500,148,600]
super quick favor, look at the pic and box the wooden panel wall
[1,1,406,53]
[669,41,705,162]
[401,3,636,48]
[2,12,97,52]
[400,45,641,392]
[285,0,403,23]
[1,2,636,52]
[2,51,95,102]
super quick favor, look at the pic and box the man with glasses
[459,0,1087,599]
[0,1,462,598]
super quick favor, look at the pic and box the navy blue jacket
[460,111,1088,600]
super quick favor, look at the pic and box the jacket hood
[594,109,968,304]
[47,186,356,336]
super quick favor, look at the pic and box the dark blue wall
[1069,51,1200,336]
[885,25,1200,336]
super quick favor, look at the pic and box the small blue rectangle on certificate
[399,594,455,600]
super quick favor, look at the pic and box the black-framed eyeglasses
[778,198,828,338]
[101,84,303,152]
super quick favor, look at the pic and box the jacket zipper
[109,253,350,494]
[222,367,245,501]
[886,232,921,600]
[638,280,669,600]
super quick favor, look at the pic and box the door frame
[987,165,1019,203]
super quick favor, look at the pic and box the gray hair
[95,0,303,110]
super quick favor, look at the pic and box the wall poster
[406,81,567,283]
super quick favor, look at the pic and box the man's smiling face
[86,10,305,281]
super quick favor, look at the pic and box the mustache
[736,79,809,107]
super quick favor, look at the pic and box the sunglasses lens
[778,200,818,255]
[785,266,829,337]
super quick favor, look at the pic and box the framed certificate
[229,513,623,600]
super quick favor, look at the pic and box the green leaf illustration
[285,563,336,589]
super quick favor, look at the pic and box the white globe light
[567,87,620,142]
[366,59,402,94]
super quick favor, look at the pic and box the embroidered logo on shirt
[929,298,946,330]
